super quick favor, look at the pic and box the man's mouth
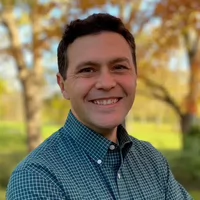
[91,98,121,105]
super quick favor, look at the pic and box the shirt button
[118,173,121,179]
[109,144,115,150]
[97,159,102,164]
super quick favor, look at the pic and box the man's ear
[56,73,70,100]
[62,90,70,100]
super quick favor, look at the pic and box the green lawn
[0,120,182,152]
[0,189,5,200]
[126,120,182,150]
[0,122,59,153]
[190,191,200,199]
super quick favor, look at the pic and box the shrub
[0,152,26,188]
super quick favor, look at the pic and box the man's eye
[79,68,95,73]
[114,65,128,70]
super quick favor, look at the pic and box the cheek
[120,77,137,93]
[70,79,95,98]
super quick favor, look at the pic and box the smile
[92,98,120,105]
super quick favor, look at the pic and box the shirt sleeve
[6,169,65,200]
[164,160,194,200]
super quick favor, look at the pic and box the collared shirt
[7,111,193,200]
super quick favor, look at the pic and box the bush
[168,126,200,188]
[184,125,200,152]
[0,152,26,188]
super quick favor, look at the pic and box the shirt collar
[117,125,133,159]
[63,111,132,162]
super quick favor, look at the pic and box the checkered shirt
[6,111,193,199]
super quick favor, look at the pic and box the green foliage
[0,123,26,153]
[0,152,26,188]
[169,151,200,187]
[184,125,200,152]
[164,126,200,188]
[0,124,26,189]
[190,191,200,199]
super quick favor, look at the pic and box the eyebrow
[75,57,130,71]
[108,57,130,65]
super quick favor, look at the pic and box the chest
[56,153,166,200]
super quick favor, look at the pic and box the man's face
[57,32,137,136]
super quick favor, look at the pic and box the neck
[97,127,118,143]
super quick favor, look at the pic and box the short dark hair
[57,13,137,79]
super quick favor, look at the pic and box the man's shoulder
[129,135,158,150]
[15,127,70,172]
[128,135,166,163]
[7,126,78,198]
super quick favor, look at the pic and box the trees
[76,0,200,139]
[0,0,148,151]
[0,0,70,151]
[140,0,200,136]
[0,0,199,151]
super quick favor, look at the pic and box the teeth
[93,99,119,105]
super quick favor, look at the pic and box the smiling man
[57,31,136,143]
[7,13,193,200]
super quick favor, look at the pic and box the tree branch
[138,75,182,117]
[182,30,199,67]
[1,8,28,79]
[0,48,13,55]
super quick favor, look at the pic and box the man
[7,13,193,199]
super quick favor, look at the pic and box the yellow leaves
[154,0,200,23]
[1,0,16,7]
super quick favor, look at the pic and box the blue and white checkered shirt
[7,111,193,199]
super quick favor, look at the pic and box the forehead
[67,32,133,67]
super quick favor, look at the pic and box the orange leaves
[154,0,200,25]
[77,0,107,11]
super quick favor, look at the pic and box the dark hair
[57,13,137,79]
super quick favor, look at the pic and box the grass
[127,120,182,150]
[190,191,200,199]
[0,120,181,151]
[0,120,181,152]
[0,189,5,200]
[0,121,59,153]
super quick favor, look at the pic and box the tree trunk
[22,73,43,152]
[1,9,43,152]
[180,113,196,149]
[180,113,195,135]
[181,31,200,149]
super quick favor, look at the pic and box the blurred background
[0,0,200,199]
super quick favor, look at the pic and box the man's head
[57,13,137,80]
[57,13,137,140]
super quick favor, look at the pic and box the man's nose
[95,70,116,90]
